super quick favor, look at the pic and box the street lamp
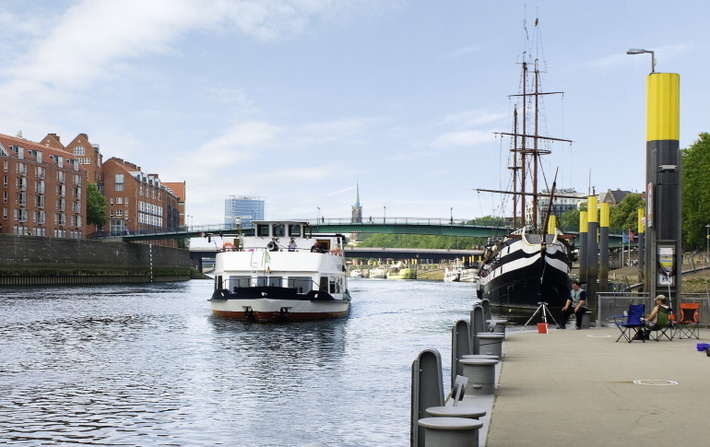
[383,206,387,224]
[626,48,656,73]
[705,224,710,262]
[450,207,453,225]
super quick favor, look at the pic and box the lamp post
[383,206,386,224]
[706,224,710,263]
[450,207,453,225]
[626,48,656,73]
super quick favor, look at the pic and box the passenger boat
[210,221,351,322]
[476,19,573,318]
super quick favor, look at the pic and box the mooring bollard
[418,417,482,447]
[475,332,504,358]
[425,406,486,419]
[459,358,498,395]
[486,318,508,336]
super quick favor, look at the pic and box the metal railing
[596,292,710,327]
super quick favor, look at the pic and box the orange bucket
[537,322,549,334]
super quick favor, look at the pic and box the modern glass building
[224,195,264,229]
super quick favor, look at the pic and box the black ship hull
[478,234,571,323]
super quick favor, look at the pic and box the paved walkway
[486,327,709,446]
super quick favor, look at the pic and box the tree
[609,193,644,233]
[86,182,108,228]
[682,133,710,249]
[559,207,582,233]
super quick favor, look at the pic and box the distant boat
[444,260,479,284]
[210,221,350,322]
[349,269,363,278]
[368,267,386,279]
[476,18,573,317]
[387,262,417,280]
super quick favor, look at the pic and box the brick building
[163,181,186,228]
[0,133,87,238]
[102,157,181,236]
[41,133,103,185]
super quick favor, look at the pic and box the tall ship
[476,19,574,318]
[210,221,351,322]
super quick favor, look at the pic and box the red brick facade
[0,134,87,238]
[103,157,181,237]
[0,132,185,241]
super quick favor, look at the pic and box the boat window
[227,276,250,291]
[273,224,285,237]
[215,275,223,290]
[288,224,302,237]
[329,277,338,293]
[257,276,282,287]
[287,276,312,293]
[257,224,270,237]
[319,276,328,292]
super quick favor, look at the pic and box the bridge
[190,246,482,262]
[94,216,634,248]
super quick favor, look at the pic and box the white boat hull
[211,295,350,322]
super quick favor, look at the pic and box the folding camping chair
[647,307,673,341]
[675,302,701,339]
[613,304,646,343]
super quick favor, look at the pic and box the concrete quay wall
[0,235,191,285]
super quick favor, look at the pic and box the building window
[116,197,123,205]
[84,157,90,165]
[74,146,85,156]
[115,173,124,191]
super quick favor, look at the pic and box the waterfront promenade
[485,327,708,446]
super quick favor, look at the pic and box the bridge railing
[308,217,492,227]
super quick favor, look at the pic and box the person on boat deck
[561,281,587,330]
[288,238,297,251]
[311,241,322,253]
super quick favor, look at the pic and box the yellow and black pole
[586,195,599,307]
[637,208,645,281]
[643,70,681,301]
[599,202,610,292]
[578,210,588,285]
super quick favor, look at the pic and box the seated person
[635,295,670,339]
[310,241,322,253]
[645,295,670,327]
[288,238,297,252]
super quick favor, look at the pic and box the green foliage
[357,233,481,249]
[609,193,644,232]
[356,215,504,249]
[559,207,581,232]
[86,182,107,227]
[682,133,710,249]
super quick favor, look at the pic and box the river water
[0,278,477,446]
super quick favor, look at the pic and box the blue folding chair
[613,304,646,343]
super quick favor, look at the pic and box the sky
[1,0,708,227]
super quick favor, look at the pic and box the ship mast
[482,18,571,230]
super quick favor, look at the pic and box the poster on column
[658,246,674,286]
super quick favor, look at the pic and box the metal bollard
[459,358,498,395]
[475,332,504,358]
[418,417,482,447]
